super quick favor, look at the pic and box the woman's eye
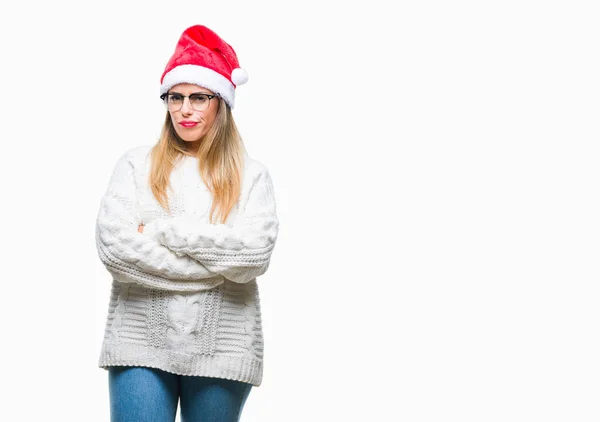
[190,95,208,103]
[169,95,183,102]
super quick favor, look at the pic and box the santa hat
[160,25,248,109]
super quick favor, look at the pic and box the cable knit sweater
[95,145,279,386]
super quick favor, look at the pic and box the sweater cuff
[142,219,158,240]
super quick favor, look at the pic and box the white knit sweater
[95,145,279,386]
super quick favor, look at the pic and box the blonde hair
[149,97,245,224]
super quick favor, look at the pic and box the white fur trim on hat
[160,64,236,108]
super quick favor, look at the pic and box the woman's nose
[180,97,193,114]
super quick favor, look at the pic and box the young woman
[95,25,279,422]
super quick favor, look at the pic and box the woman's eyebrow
[168,90,212,95]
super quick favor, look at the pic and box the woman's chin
[178,133,204,143]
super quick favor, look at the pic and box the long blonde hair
[149,97,245,224]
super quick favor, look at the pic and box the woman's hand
[138,224,144,233]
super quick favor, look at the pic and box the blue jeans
[108,366,252,422]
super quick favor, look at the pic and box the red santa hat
[160,25,248,109]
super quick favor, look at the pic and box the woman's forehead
[169,83,214,94]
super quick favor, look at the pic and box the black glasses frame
[159,92,219,112]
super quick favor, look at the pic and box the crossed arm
[95,151,279,291]
[143,169,280,284]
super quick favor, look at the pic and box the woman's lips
[179,121,198,128]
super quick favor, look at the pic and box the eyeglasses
[160,92,218,112]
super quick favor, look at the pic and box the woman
[95,25,279,422]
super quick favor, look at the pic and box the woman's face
[166,83,219,145]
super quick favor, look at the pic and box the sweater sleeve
[142,168,280,284]
[95,150,224,292]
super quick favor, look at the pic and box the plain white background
[0,0,598,420]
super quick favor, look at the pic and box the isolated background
[1,0,598,421]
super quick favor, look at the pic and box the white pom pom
[231,68,249,85]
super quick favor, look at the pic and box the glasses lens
[189,94,209,112]
[166,94,183,111]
